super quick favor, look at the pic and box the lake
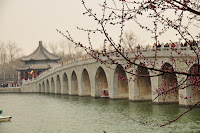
[0,93,199,133]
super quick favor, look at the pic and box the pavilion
[17,41,60,81]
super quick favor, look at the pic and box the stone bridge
[22,46,200,106]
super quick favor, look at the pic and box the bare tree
[59,40,67,57]
[122,31,138,50]
[0,41,23,83]
[65,40,75,59]
[48,42,58,55]
[73,47,84,58]
[6,41,21,62]
[6,41,22,81]
[45,40,86,62]
[0,42,7,82]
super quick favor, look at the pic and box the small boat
[0,110,2,114]
[0,116,12,122]
[100,89,109,98]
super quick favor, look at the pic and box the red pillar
[25,72,27,80]
[31,71,33,79]
[22,72,24,80]
[20,72,22,80]
[28,72,30,79]
[26,72,28,80]
[35,71,37,78]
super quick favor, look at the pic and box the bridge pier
[45,79,50,93]
[150,71,179,104]
[128,64,152,101]
[90,71,97,97]
[111,64,129,99]
[79,68,91,96]
[128,77,135,100]
[55,75,61,94]
[70,71,78,95]
[62,73,69,94]
[178,67,200,106]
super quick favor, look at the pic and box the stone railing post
[176,75,191,106]
[161,43,164,49]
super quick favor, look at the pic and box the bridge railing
[23,44,199,83]
[36,54,93,80]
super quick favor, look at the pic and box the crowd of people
[0,82,18,87]
[92,40,200,56]
[155,40,199,48]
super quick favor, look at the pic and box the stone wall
[0,87,21,93]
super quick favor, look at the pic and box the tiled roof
[16,64,51,71]
[21,41,60,61]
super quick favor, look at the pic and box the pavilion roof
[21,41,60,62]
[16,64,51,71]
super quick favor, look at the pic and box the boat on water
[0,116,12,122]
[100,89,109,98]
[0,110,2,114]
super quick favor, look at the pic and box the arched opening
[135,63,152,100]
[42,81,45,93]
[113,65,129,98]
[51,77,55,94]
[187,64,200,104]
[71,71,78,95]
[39,83,41,93]
[56,75,61,94]
[46,79,50,93]
[159,63,178,102]
[81,69,91,96]
[63,73,69,94]
[95,66,108,97]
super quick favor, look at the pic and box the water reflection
[0,93,199,133]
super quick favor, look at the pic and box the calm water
[0,93,199,133]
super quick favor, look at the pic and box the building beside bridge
[17,41,60,81]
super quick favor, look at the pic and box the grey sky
[0,0,88,55]
[0,0,198,55]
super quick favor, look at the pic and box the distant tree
[0,41,22,82]
[59,40,67,57]
[6,41,21,62]
[65,40,75,59]
[46,40,85,62]
[48,42,58,55]
[122,31,138,50]
[6,41,22,81]
[0,42,7,82]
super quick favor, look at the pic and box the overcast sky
[0,0,91,55]
[0,0,198,55]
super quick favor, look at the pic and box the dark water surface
[0,93,199,133]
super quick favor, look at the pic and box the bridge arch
[113,64,129,98]
[71,71,78,95]
[135,63,152,100]
[39,83,42,93]
[95,66,108,97]
[62,72,69,94]
[46,79,50,93]
[42,81,45,93]
[56,75,61,94]
[159,62,178,102]
[51,77,55,93]
[81,68,91,96]
[186,64,200,104]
